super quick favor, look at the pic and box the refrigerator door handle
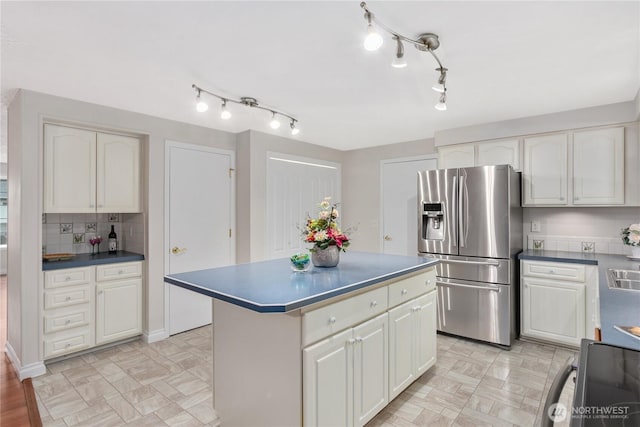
[458,174,466,247]
[451,175,457,247]
[438,258,501,267]
[436,280,502,292]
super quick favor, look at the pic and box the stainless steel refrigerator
[417,164,522,347]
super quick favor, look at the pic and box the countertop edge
[165,260,438,313]
[42,251,145,271]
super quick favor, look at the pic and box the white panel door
[167,142,234,335]
[96,278,142,345]
[414,290,437,376]
[381,157,437,255]
[387,300,414,400]
[476,139,521,171]
[437,144,474,169]
[266,154,340,259]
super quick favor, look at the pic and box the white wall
[7,90,236,374]
[342,138,436,253]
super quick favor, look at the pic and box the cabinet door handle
[548,270,555,274]
[65,320,71,324]
[329,316,336,324]
[65,276,71,281]
[355,337,363,343]
[370,300,378,307]
[348,338,356,345]
[118,270,124,275]
[401,289,408,295]
[98,290,103,295]
[426,280,431,286]
[65,296,71,301]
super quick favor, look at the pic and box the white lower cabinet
[388,290,436,400]
[303,268,437,426]
[96,278,142,345]
[304,313,388,427]
[521,260,598,347]
[42,261,143,359]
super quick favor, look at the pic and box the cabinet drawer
[44,267,92,288]
[43,327,92,359]
[44,306,91,334]
[96,262,142,281]
[44,285,91,309]
[388,269,436,308]
[303,286,388,347]
[522,261,586,282]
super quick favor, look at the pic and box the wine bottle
[108,225,117,253]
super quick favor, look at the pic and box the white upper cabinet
[437,144,474,169]
[44,125,97,213]
[573,127,624,205]
[476,139,520,171]
[523,134,569,206]
[438,139,521,171]
[44,124,141,213]
[97,133,141,212]
[523,127,625,206]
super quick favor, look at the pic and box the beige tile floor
[34,327,576,427]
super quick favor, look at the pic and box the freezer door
[418,168,458,255]
[436,278,513,346]
[458,165,511,258]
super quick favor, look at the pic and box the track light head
[220,99,231,120]
[195,90,209,113]
[432,68,447,93]
[435,91,447,111]
[290,120,300,136]
[391,35,407,68]
[270,112,281,129]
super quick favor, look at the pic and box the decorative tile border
[527,234,632,255]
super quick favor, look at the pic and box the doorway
[165,141,235,335]
[381,156,438,256]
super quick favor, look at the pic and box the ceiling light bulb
[270,113,281,129]
[435,92,447,111]
[391,57,407,68]
[364,24,383,51]
[196,93,209,113]
[290,121,300,136]
[432,69,447,92]
[220,100,231,120]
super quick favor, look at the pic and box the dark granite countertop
[519,250,640,350]
[42,251,145,271]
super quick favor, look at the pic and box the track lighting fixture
[220,99,231,120]
[195,89,209,113]
[391,35,407,69]
[192,84,299,135]
[360,2,449,110]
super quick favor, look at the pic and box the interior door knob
[384,235,392,241]
[171,247,187,255]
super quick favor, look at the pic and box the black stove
[571,340,640,426]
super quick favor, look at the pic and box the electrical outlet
[531,220,541,232]
[533,240,544,250]
[582,241,595,253]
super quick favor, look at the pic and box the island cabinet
[210,266,437,427]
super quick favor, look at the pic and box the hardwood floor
[1,274,41,426]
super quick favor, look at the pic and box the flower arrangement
[304,197,350,252]
[621,223,640,247]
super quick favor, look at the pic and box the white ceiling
[2,1,639,151]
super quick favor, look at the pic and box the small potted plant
[621,223,640,259]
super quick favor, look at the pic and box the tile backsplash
[526,234,630,255]
[43,213,145,255]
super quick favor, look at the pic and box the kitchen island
[165,251,438,426]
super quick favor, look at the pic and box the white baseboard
[143,328,169,344]
[4,341,47,380]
